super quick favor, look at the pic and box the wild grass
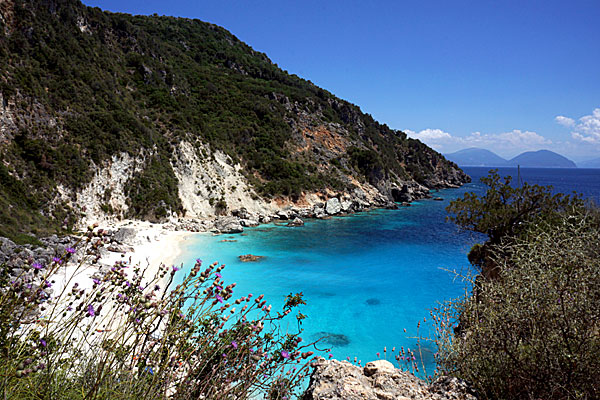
[0,227,321,399]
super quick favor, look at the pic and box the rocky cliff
[0,0,469,241]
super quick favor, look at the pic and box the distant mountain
[577,158,600,168]
[507,150,577,168]
[445,148,508,167]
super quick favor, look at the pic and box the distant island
[445,148,578,168]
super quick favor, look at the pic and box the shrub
[0,229,320,399]
[435,176,600,399]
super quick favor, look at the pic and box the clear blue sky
[82,0,600,161]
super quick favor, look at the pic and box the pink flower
[87,305,95,317]
[231,341,238,349]
[281,350,290,359]
[66,247,76,254]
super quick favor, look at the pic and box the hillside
[0,0,468,242]
[445,148,508,167]
[508,150,576,168]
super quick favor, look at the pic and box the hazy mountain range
[445,148,586,168]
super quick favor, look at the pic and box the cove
[175,181,485,376]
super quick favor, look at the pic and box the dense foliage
[435,172,600,399]
[446,170,583,277]
[0,0,463,242]
[0,230,322,399]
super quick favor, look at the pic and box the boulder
[340,200,353,213]
[113,227,137,244]
[313,206,326,218]
[325,198,342,215]
[214,216,243,234]
[240,219,260,227]
[287,217,304,227]
[238,254,264,262]
[303,357,477,400]
[277,210,290,220]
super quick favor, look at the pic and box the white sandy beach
[53,220,195,296]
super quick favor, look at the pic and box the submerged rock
[313,332,350,346]
[365,298,380,306]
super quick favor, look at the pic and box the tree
[446,170,584,277]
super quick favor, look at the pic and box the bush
[0,230,320,399]
[435,174,600,399]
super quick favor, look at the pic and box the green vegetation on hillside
[435,171,599,399]
[0,0,466,241]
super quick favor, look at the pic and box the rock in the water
[303,357,478,400]
[287,217,304,227]
[325,198,342,215]
[214,216,243,234]
[277,210,290,220]
[238,254,265,262]
[313,332,350,346]
[240,218,259,227]
[366,298,380,305]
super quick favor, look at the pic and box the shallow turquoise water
[175,183,483,376]
[171,167,600,380]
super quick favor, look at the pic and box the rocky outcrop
[303,358,477,400]
[214,216,244,234]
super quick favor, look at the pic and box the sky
[81,0,600,161]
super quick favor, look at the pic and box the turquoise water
[174,167,600,376]
[175,184,483,376]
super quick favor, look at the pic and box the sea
[174,167,600,377]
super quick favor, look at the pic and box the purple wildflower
[281,350,290,359]
[32,263,44,270]
[66,247,76,254]
[172,265,181,272]
[328,353,333,359]
[53,257,62,265]
[125,281,131,287]
[215,272,222,278]
[43,280,52,288]
[196,258,202,264]
[40,339,47,347]
[231,341,238,349]
[87,304,95,317]
[215,295,224,303]
[92,279,101,285]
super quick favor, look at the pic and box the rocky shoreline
[171,181,441,235]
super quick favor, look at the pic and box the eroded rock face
[303,357,477,400]
[214,216,243,234]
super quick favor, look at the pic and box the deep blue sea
[175,167,600,376]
